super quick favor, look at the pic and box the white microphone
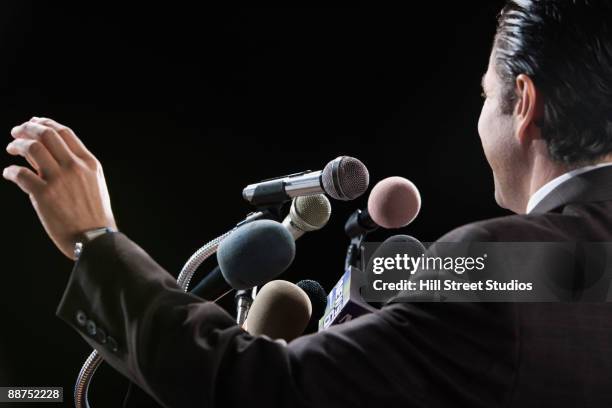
[282,194,332,240]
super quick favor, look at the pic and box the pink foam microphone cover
[367,176,421,229]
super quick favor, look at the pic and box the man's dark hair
[494,0,612,164]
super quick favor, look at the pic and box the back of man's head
[494,0,612,165]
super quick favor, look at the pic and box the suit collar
[530,164,612,214]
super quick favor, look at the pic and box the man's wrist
[74,227,118,259]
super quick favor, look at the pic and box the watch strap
[74,227,117,259]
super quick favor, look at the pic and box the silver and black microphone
[242,156,369,206]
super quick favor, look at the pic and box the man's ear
[513,74,543,145]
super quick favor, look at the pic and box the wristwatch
[74,227,117,259]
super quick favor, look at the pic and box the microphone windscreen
[321,156,369,200]
[296,280,327,334]
[363,234,427,302]
[245,280,312,341]
[217,220,296,290]
[367,176,421,229]
[367,234,426,261]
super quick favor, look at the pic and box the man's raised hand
[3,117,117,259]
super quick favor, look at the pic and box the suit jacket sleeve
[56,231,517,408]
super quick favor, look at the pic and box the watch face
[74,242,84,259]
[84,227,114,242]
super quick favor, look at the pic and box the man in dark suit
[4,0,612,406]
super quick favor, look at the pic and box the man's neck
[527,156,570,202]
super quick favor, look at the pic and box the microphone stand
[75,204,284,408]
[344,235,365,271]
[344,208,377,271]
[235,287,258,326]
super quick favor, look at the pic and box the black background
[0,2,509,406]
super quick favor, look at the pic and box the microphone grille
[290,194,332,232]
[296,280,327,320]
[321,156,369,200]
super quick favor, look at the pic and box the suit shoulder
[436,213,568,242]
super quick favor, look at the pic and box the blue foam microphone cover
[218,219,296,290]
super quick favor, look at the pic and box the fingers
[30,117,93,159]
[2,165,46,195]
[6,138,60,179]
[11,121,74,166]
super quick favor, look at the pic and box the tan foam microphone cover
[245,280,312,342]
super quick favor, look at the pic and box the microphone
[321,235,426,330]
[191,220,296,301]
[282,194,332,240]
[361,234,427,302]
[242,156,370,206]
[244,280,312,342]
[296,280,327,334]
[192,195,330,301]
[345,176,421,238]
[233,195,329,324]
[319,265,375,331]
[233,195,329,323]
